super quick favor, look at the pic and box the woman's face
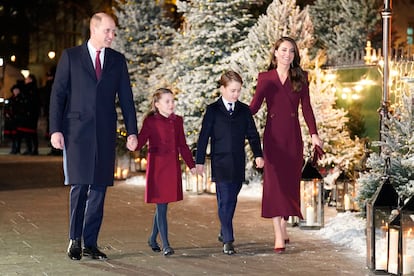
[220,80,242,103]
[275,40,295,67]
[155,93,175,117]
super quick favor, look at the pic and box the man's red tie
[95,50,102,79]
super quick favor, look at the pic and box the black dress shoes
[82,246,107,260]
[223,242,236,255]
[163,247,175,256]
[148,239,161,252]
[218,233,223,243]
[67,239,82,260]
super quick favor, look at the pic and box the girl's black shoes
[147,239,161,252]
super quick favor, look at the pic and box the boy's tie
[228,102,233,115]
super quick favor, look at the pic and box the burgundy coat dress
[250,70,317,218]
[136,113,195,204]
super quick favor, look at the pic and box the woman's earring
[290,63,294,68]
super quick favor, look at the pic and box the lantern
[386,196,414,275]
[300,161,324,230]
[335,172,356,212]
[366,177,399,272]
[114,153,130,180]
[204,156,216,194]
[184,166,205,194]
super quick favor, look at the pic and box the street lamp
[379,0,392,144]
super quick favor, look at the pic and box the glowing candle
[306,206,315,226]
[344,194,351,211]
[388,228,399,274]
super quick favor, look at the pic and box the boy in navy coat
[196,71,264,255]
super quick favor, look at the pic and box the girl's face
[220,80,242,103]
[275,40,295,67]
[155,93,175,117]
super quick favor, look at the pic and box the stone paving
[0,151,372,275]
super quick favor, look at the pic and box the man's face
[91,16,116,49]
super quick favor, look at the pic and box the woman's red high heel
[273,247,285,254]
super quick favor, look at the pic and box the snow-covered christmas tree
[303,56,364,173]
[357,61,414,210]
[309,0,380,64]
[113,0,175,125]
[151,0,255,146]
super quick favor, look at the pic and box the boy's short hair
[219,71,243,87]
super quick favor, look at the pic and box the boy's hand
[255,157,264,168]
[196,164,204,175]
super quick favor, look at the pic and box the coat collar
[80,43,115,82]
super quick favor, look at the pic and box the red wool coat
[136,113,195,203]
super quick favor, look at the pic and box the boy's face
[220,80,241,103]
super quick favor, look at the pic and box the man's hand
[126,134,138,151]
[51,132,65,150]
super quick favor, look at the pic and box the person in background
[22,74,40,155]
[135,88,196,257]
[3,83,25,154]
[196,70,264,255]
[49,12,138,261]
[249,37,323,253]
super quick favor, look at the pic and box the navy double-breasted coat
[196,98,263,183]
[49,43,138,186]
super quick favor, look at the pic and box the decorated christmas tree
[113,0,175,125]
[151,0,255,146]
[309,0,381,64]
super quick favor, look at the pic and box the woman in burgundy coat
[250,37,323,253]
[136,88,196,256]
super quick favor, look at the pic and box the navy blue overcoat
[49,43,138,186]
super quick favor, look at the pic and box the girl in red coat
[136,88,196,256]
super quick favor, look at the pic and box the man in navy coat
[49,12,138,260]
[196,71,264,255]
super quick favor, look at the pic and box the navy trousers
[215,181,242,243]
[69,184,107,247]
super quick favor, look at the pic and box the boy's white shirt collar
[221,97,234,107]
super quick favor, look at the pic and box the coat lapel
[80,43,96,81]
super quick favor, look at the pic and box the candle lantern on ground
[114,153,130,180]
[184,164,205,194]
[300,161,324,230]
[204,156,216,194]
[366,176,399,273]
[387,196,414,275]
[335,172,355,212]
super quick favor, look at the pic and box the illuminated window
[407,25,414,45]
